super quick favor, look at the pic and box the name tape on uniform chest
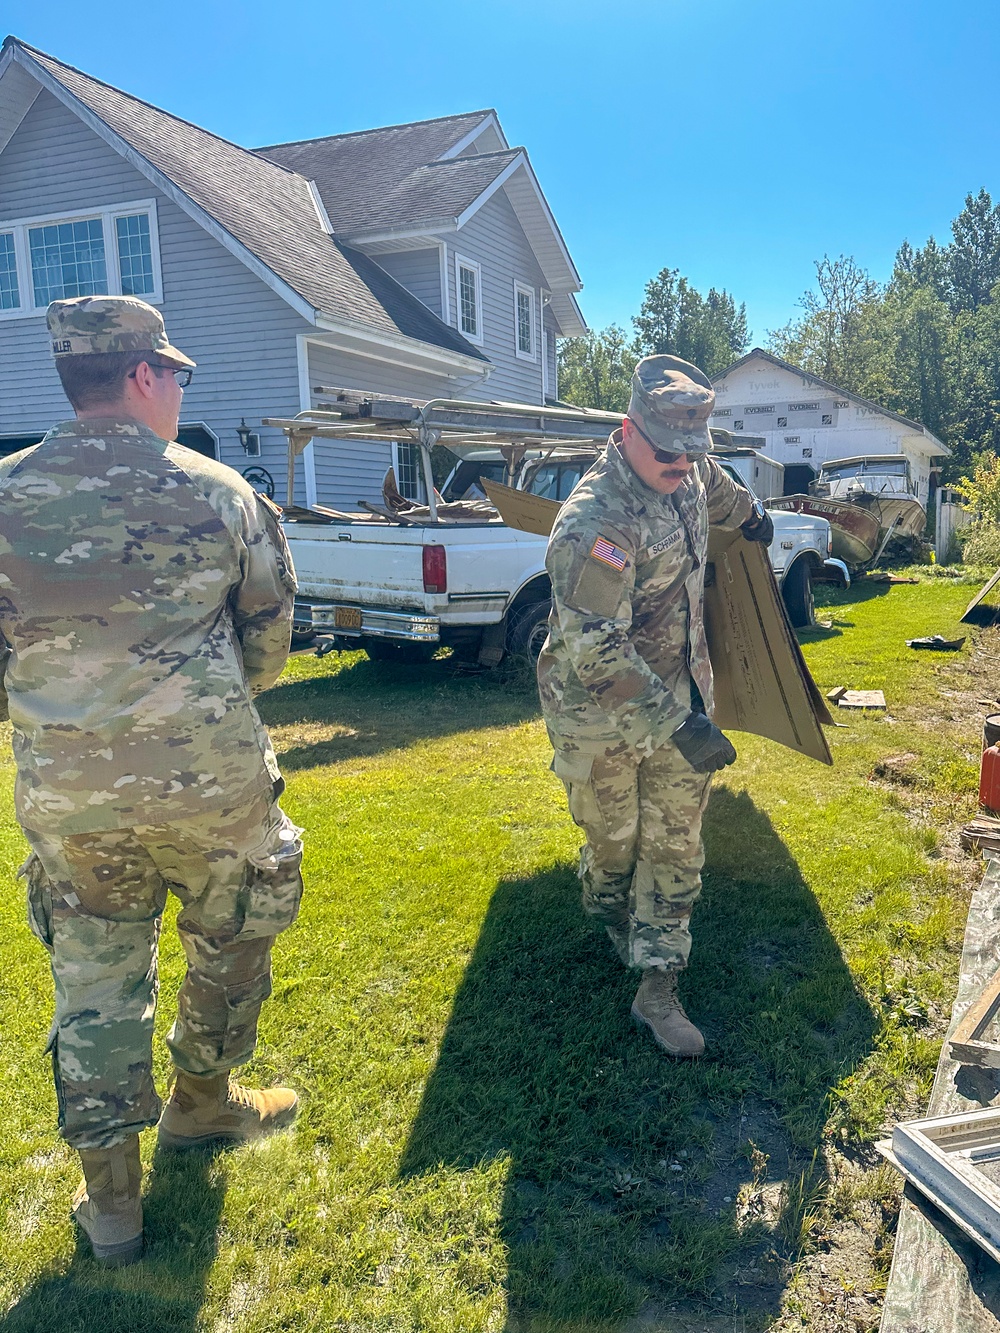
[590,536,629,571]
[648,530,684,558]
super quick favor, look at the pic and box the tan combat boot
[158,1071,299,1149]
[73,1136,143,1266]
[631,967,705,1057]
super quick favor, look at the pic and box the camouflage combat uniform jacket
[0,418,296,834]
[537,431,754,758]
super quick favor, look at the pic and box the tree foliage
[633,268,748,377]
[765,191,1000,479]
[557,325,638,413]
[557,190,1000,479]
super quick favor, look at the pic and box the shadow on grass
[258,656,540,771]
[0,1146,224,1333]
[399,786,876,1329]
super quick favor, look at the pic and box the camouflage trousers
[21,791,303,1151]
[552,739,712,971]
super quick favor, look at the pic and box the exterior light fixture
[236,418,261,457]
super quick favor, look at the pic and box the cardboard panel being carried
[483,480,833,765]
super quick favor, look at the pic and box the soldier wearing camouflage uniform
[538,355,773,1057]
[0,296,302,1265]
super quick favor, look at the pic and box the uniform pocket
[551,749,595,784]
[236,814,304,940]
[20,854,54,953]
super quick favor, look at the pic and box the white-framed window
[392,441,425,502]
[514,281,536,360]
[0,199,163,319]
[454,253,483,344]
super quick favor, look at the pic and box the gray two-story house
[0,36,586,507]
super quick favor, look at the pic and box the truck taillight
[422,544,447,594]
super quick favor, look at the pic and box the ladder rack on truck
[263,388,621,518]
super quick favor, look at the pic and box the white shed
[710,349,949,508]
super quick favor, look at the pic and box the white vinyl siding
[455,254,482,343]
[0,197,162,317]
[514,281,535,360]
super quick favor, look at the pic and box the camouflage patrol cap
[627,354,714,456]
[47,296,196,368]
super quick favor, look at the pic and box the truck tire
[364,638,437,665]
[507,599,552,665]
[782,560,816,628]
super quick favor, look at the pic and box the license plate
[334,607,362,630]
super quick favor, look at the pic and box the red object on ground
[980,744,1000,815]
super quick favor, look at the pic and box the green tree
[632,268,749,376]
[557,325,639,412]
[767,255,880,386]
[945,188,1000,312]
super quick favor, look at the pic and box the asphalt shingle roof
[10,40,487,361]
[258,120,520,235]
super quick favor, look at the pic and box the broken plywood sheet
[881,857,1000,1333]
[963,567,1000,626]
[482,479,833,765]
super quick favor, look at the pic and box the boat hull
[857,494,926,541]
[769,495,881,567]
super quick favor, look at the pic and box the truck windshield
[822,459,910,480]
[526,464,585,501]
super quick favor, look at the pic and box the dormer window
[514,282,536,360]
[0,200,162,318]
[455,254,483,343]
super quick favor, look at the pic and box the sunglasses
[128,361,193,389]
[628,417,689,465]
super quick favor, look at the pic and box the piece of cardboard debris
[890,576,920,584]
[906,635,966,651]
[827,686,848,702]
[837,690,887,710]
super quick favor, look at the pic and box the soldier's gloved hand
[671,712,738,773]
[741,499,774,545]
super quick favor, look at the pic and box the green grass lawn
[0,574,991,1331]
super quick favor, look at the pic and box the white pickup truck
[286,445,849,666]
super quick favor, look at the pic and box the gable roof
[257,111,504,232]
[713,347,950,456]
[258,116,586,322]
[0,38,489,368]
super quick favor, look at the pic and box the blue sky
[7,0,1000,345]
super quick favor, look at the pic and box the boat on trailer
[812,455,926,541]
[771,454,925,569]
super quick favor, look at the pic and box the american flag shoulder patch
[590,536,628,571]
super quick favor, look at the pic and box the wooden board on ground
[962,817,1000,857]
[837,690,887,710]
[482,479,833,766]
[881,858,1000,1333]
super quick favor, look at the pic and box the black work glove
[671,711,738,773]
[740,498,774,545]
